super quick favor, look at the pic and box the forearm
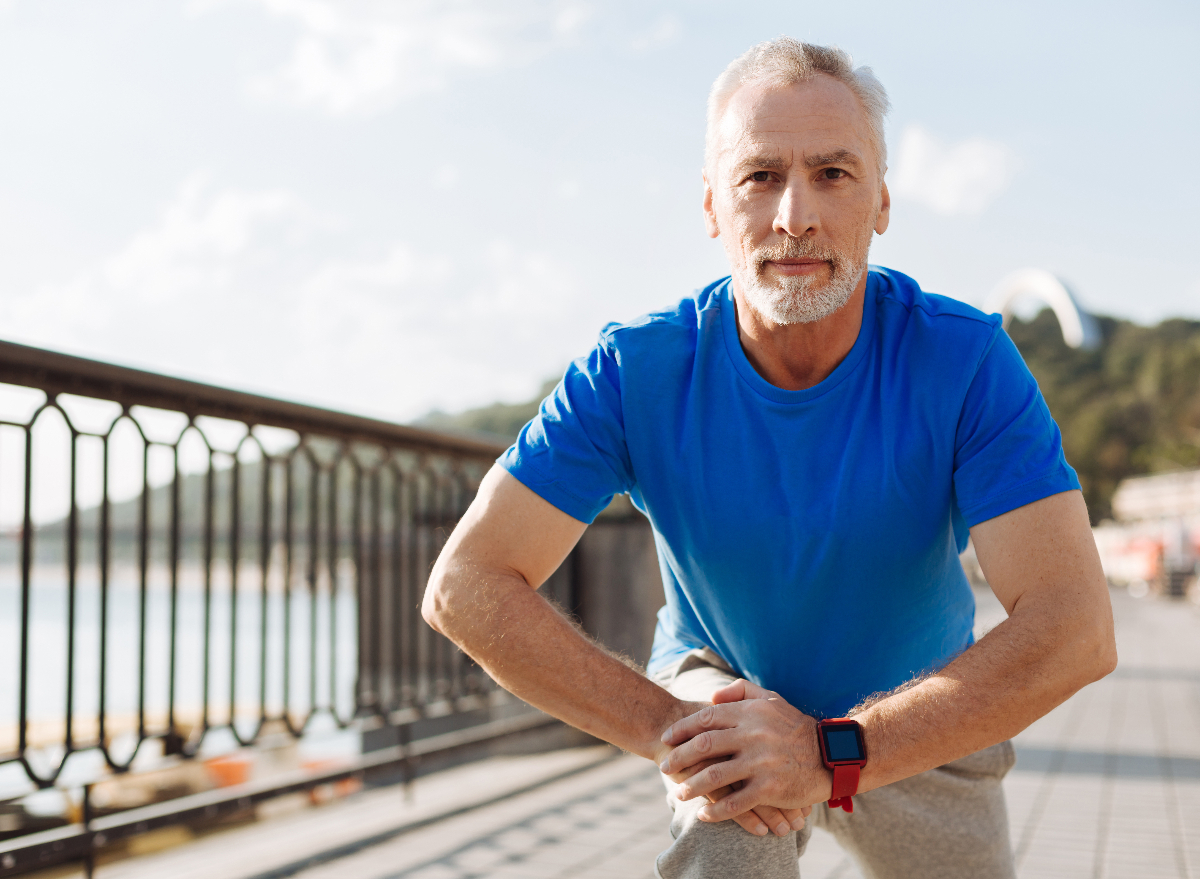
[853,588,1116,793]
[423,557,689,762]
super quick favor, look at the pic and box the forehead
[716,75,874,169]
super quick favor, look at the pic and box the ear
[874,179,891,236]
[702,169,720,238]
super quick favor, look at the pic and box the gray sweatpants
[653,649,1017,879]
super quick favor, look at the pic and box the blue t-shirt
[499,267,1079,718]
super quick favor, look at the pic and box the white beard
[741,264,863,325]
[736,237,868,325]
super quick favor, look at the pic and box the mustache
[754,237,845,269]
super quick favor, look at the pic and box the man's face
[703,75,890,325]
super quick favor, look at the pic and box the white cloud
[197,0,593,115]
[289,237,581,414]
[6,174,315,344]
[629,13,680,53]
[889,125,1019,216]
[100,173,306,303]
[5,171,583,420]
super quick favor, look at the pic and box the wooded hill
[1007,310,1200,522]
[423,311,1200,525]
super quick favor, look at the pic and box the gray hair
[705,38,891,178]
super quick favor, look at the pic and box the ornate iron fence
[0,339,569,875]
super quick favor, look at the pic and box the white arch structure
[984,268,1101,350]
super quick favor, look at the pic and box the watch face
[821,724,865,762]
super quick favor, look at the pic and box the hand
[658,679,832,822]
[667,757,811,837]
[654,699,811,837]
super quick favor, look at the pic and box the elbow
[1091,635,1118,683]
[421,550,484,640]
[421,567,450,636]
[1080,615,1118,685]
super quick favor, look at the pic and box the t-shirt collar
[719,269,879,404]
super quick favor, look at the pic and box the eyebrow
[803,149,864,170]
[728,147,866,176]
[729,153,789,174]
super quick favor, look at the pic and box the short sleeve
[953,327,1081,527]
[497,331,634,523]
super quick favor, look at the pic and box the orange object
[301,759,361,804]
[204,754,252,787]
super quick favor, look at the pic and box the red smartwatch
[816,718,867,813]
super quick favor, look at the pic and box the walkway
[89,587,1200,879]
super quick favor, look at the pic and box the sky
[0,0,1197,423]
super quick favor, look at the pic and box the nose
[773,178,819,239]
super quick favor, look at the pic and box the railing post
[82,782,94,879]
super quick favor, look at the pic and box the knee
[659,803,805,879]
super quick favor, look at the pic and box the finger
[751,804,795,837]
[705,784,770,837]
[660,703,738,748]
[733,811,771,836]
[780,807,807,832]
[696,780,768,824]
[663,756,723,785]
[690,780,792,838]
[700,796,756,824]
[710,678,778,704]
[660,727,740,778]
[674,745,749,801]
[696,782,776,838]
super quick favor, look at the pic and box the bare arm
[423,465,810,836]
[660,489,1118,820]
[422,465,680,756]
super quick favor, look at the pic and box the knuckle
[699,705,716,727]
[695,731,713,754]
[705,761,724,787]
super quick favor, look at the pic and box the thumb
[711,678,776,704]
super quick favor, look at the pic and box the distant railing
[0,339,572,875]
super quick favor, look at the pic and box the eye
[822,168,847,180]
[750,171,771,182]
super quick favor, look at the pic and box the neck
[731,272,868,391]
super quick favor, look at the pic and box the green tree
[1008,311,1200,522]
[416,378,559,443]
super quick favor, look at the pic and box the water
[0,564,359,795]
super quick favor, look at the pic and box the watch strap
[828,763,860,813]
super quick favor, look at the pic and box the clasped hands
[655,679,833,838]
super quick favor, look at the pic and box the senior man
[423,37,1116,879]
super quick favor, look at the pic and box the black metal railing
[0,339,569,875]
